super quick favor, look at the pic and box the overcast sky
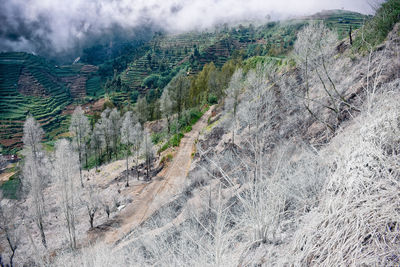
[0,0,381,59]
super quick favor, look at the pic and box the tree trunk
[146,157,150,181]
[85,148,88,168]
[39,221,47,248]
[95,150,98,171]
[89,214,94,229]
[349,25,353,45]
[79,151,84,187]
[6,235,16,267]
[136,151,140,180]
[126,151,129,187]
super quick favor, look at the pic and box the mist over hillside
[1,0,378,63]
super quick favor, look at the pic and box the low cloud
[0,0,378,61]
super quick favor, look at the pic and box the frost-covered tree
[238,62,277,183]
[53,139,79,249]
[69,106,90,187]
[98,108,113,160]
[91,122,104,170]
[22,115,48,248]
[224,68,243,144]
[0,195,21,267]
[22,116,44,160]
[160,88,174,133]
[109,108,121,158]
[294,22,346,126]
[0,146,7,171]
[141,131,155,181]
[132,122,143,180]
[80,184,100,230]
[120,111,138,187]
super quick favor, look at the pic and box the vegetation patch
[160,153,173,165]
[353,0,400,50]
[0,174,20,199]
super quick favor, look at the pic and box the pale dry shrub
[54,243,125,267]
[290,91,400,266]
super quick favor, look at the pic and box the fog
[0,0,379,61]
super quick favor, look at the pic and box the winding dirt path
[103,107,213,247]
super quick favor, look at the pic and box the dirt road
[102,107,213,247]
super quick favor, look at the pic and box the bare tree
[109,108,121,159]
[91,122,104,170]
[98,108,113,161]
[160,88,174,134]
[224,68,243,144]
[0,146,7,171]
[81,184,100,230]
[141,131,155,181]
[70,107,91,187]
[120,111,137,187]
[132,122,143,180]
[0,196,21,267]
[238,62,277,184]
[102,200,111,219]
[22,115,48,248]
[53,139,79,249]
[294,22,346,128]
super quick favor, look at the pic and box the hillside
[1,1,400,265]
[96,21,400,266]
[0,10,367,153]
[116,10,367,104]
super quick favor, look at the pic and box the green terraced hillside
[307,9,369,38]
[0,52,101,152]
[116,10,367,106]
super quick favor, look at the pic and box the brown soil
[62,98,105,116]
[98,107,213,247]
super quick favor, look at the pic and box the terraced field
[308,9,368,38]
[117,10,367,105]
[0,52,100,152]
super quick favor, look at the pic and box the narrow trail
[102,107,213,248]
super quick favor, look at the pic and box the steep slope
[102,22,400,266]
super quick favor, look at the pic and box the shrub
[184,125,192,133]
[160,154,173,165]
[189,108,203,125]
[207,94,218,105]
[159,142,169,153]
[170,133,184,147]
[151,132,164,144]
